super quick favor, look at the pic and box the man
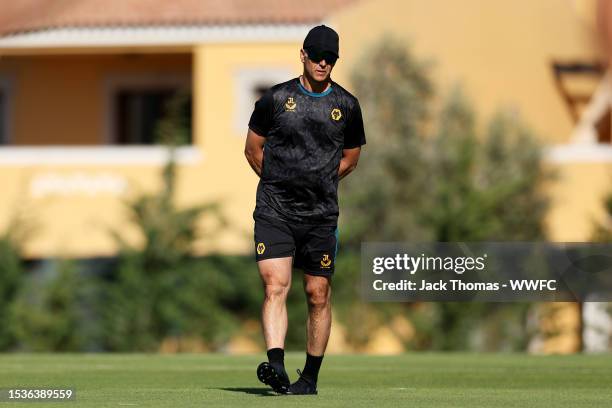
[244,25,365,395]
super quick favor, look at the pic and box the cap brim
[305,46,339,58]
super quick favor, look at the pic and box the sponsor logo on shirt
[331,108,342,121]
[285,97,297,112]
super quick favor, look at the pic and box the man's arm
[338,146,361,180]
[244,129,266,177]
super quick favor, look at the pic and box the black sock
[301,353,324,383]
[267,348,285,367]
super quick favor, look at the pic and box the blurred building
[0,0,610,259]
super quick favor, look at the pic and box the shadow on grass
[217,387,277,396]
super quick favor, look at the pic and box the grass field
[1,353,611,407]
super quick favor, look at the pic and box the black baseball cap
[303,25,339,63]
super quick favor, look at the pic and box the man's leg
[303,274,332,356]
[289,222,336,395]
[256,256,293,393]
[258,257,293,349]
[289,273,331,394]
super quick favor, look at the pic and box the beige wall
[0,165,162,257]
[546,162,612,241]
[193,43,302,254]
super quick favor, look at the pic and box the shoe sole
[257,362,289,394]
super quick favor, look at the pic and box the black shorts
[254,215,338,276]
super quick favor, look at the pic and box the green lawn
[1,353,611,407]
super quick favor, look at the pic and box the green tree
[339,37,550,351]
[589,190,612,351]
[11,261,92,351]
[103,91,229,351]
[342,39,549,243]
[592,192,612,241]
[341,38,435,243]
[0,224,24,350]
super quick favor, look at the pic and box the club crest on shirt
[330,108,342,121]
[257,242,266,255]
[320,254,332,268]
[285,97,297,112]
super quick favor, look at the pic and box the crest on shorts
[330,108,342,121]
[320,254,332,268]
[257,242,266,255]
[285,97,297,111]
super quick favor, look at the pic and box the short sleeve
[248,90,275,137]
[343,100,366,149]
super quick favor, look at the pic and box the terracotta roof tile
[0,0,357,36]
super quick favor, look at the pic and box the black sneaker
[288,369,318,395]
[256,361,290,394]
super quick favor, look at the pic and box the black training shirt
[248,77,366,225]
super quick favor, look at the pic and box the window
[105,75,192,145]
[115,88,192,145]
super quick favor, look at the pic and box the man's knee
[264,283,290,302]
[258,257,292,302]
[305,279,331,309]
